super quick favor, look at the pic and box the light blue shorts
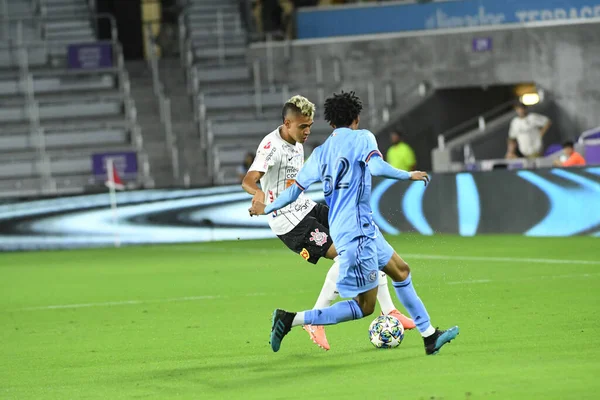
[336,232,395,298]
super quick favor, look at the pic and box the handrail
[579,126,600,143]
[252,59,262,115]
[441,98,517,141]
[143,23,180,182]
[216,9,225,65]
[16,38,57,194]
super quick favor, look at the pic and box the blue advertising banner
[0,168,598,251]
[67,42,113,69]
[297,0,600,39]
[91,151,138,181]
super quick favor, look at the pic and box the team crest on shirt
[309,229,328,247]
[300,248,310,260]
[369,271,378,282]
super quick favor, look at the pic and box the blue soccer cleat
[424,326,460,355]
[270,309,295,352]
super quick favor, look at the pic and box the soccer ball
[369,315,404,348]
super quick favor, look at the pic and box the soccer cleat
[270,309,295,352]
[424,326,460,355]
[302,325,330,351]
[386,309,416,330]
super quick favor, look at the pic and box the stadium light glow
[520,92,540,106]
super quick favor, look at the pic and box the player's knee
[357,297,376,316]
[398,260,410,279]
[388,255,410,282]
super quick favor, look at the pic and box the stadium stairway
[42,0,94,48]
[184,0,254,184]
[159,57,210,187]
[126,60,174,188]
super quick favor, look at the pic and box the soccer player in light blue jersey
[249,91,459,355]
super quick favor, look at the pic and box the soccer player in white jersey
[242,95,415,351]
[250,91,459,355]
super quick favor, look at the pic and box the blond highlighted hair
[284,95,315,120]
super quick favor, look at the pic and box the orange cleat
[387,309,416,330]
[302,325,330,351]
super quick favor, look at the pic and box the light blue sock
[392,273,431,333]
[303,300,364,325]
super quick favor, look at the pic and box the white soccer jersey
[249,127,317,235]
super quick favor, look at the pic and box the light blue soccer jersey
[295,128,382,249]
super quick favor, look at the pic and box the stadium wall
[0,168,598,250]
[249,19,600,139]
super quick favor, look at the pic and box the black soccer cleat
[424,326,460,355]
[270,309,296,352]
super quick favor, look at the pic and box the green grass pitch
[1,235,599,399]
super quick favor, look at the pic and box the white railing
[579,126,600,143]
[16,42,57,194]
[144,24,180,181]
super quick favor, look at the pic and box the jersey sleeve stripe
[365,150,382,163]
[295,181,306,191]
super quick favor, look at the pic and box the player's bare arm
[241,170,266,205]
[249,183,303,216]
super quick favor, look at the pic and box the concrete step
[45,20,91,30]
[193,46,246,60]
[187,3,237,14]
[186,12,241,25]
[187,0,238,7]
[188,21,243,36]
[43,4,89,15]
[191,34,247,48]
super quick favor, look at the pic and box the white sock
[376,272,396,315]
[312,258,340,309]
[292,312,305,327]
[421,325,436,338]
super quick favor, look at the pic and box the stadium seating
[0,1,144,198]
[180,0,397,184]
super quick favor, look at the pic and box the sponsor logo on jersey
[309,229,328,247]
[285,166,298,179]
[264,147,276,164]
[294,199,312,212]
[263,141,271,149]
[285,179,295,188]
[300,248,310,261]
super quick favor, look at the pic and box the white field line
[446,272,600,285]
[11,273,600,312]
[162,246,600,266]
[15,292,270,311]
[402,254,600,265]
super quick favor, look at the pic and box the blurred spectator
[553,141,586,167]
[262,0,283,36]
[252,0,288,40]
[504,138,523,159]
[238,152,256,182]
[507,103,551,158]
[386,132,416,171]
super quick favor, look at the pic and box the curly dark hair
[323,91,363,128]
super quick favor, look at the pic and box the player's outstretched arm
[248,184,303,216]
[242,170,266,205]
[368,156,430,186]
